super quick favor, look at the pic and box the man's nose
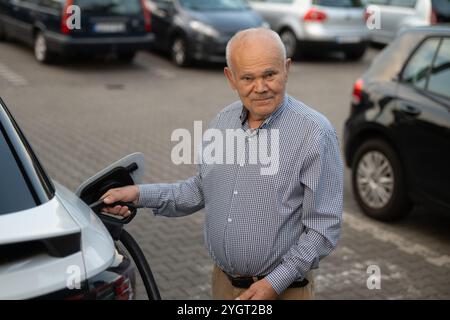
[254,79,268,93]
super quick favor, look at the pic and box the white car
[0,97,146,299]
[364,0,450,45]
[249,0,370,60]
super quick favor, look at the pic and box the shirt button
[233,190,238,195]
[227,218,232,223]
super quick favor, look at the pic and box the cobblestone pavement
[1,42,449,299]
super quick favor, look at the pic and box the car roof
[398,25,450,37]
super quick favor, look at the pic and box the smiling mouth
[253,97,273,102]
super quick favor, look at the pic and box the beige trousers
[211,265,315,300]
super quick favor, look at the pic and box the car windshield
[313,0,363,7]
[74,0,142,15]
[179,0,250,11]
[0,126,37,215]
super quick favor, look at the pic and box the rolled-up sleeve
[265,128,344,294]
[137,174,205,217]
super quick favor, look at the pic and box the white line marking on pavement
[344,212,450,268]
[0,63,28,86]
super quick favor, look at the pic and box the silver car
[364,0,450,45]
[249,0,369,60]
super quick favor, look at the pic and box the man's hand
[236,278,278,300]
[99,185,140,217]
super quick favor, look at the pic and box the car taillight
[303,8,327,22]
[141,0,152,32]
[430,8,438,25]
[364,8,371,23]
[64,273,134,300]
[61,0,74,35]
[352,78,364,104]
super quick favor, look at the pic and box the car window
[427,38,450,99]
[251,0,294,3]
[364,0,389,4]
[401,37,440,90]
[389,0,417,7]
[73,0,142,15]
[313,0,363,8]
[179,0,250,10]
[38,0,64,9]
[0,127,37,215]
[313,0,363,7]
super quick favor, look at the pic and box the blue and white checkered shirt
[138,95,344,294]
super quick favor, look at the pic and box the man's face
[224,42,291,122]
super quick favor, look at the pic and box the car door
[146,0,175,50]
[4,0,38,44]
[394,36,450,209]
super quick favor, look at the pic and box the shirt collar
[240,94,288,129]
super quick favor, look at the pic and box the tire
[34,31,54,64]
[171,36,190,67]
[351,139,412,221]
[0,23,5,41]
[118,51,136,63]
[280,29,297,59]
[344,45,367,61]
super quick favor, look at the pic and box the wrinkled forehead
[230,42,285,74]
[231,35,284,66]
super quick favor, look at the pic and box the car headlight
[261,21,271,29]
[189,20,220,38]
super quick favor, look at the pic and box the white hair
[225,28,287,70]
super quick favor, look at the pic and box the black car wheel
[34,31,54,64]
[118,51,136,63]
[344,45,367,61]
[352,139,411,221]
[280,29,297,58]
[0,23,5,41]
[171,36,190,67]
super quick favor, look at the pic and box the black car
[344,26,450,221]
[145,0,267,67]
[0,0,154,63]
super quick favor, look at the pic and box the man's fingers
[119,206,129,216]
[236,288,254,300]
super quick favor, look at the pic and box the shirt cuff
[137,184,162,208]
[265,263,304,295]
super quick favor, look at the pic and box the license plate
[336,36,361,44]
[93,22,126,33]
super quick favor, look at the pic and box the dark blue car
[145,0,268,66]
[0,0,154,63]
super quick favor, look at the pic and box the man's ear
[285,58,292,74]
[285,58,292,81]
[224,67,237,91]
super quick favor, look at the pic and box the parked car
[145,0,268,67]
[0,97,148,299]
[249,0,369,60]
[344,26,450,221]
[364,0,450,45]
[0,0,154,63]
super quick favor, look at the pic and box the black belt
[225,272,309,289]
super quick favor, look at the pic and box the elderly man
[100,28,343,300]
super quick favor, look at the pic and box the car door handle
[400,105,421,116]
